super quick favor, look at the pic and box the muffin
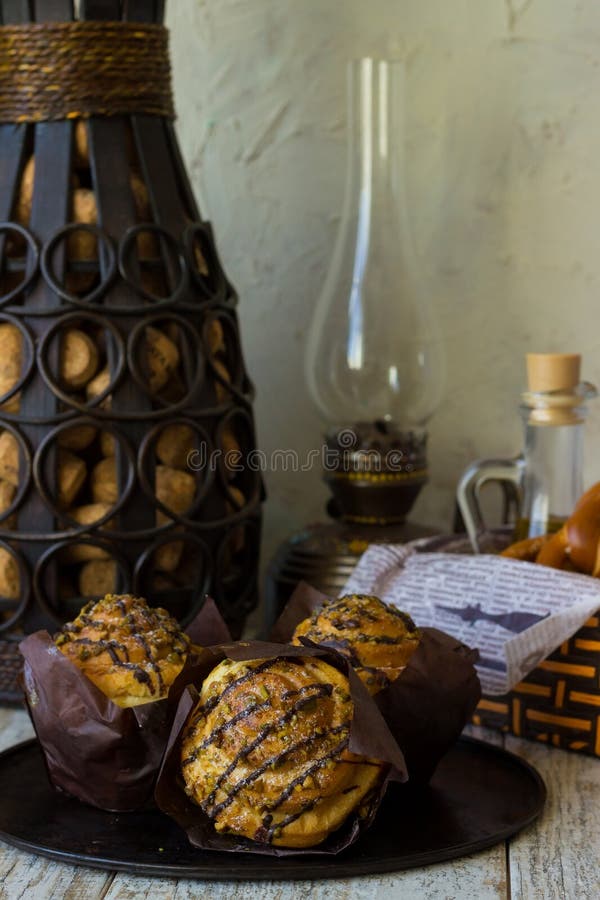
[55,593,190,707]
[180,655,386,848]
[292,593,421,694]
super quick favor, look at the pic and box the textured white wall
[167,0,600,568]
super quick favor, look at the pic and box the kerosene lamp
[265,58,445,623]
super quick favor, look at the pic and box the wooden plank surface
[505,734,600,900]
[103,858,508,900]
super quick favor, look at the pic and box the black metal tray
[0,737,545,880]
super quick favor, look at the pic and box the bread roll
[86,366,111,408]
[73,120,89,169]
[69,501,114,527]
[0,548,19,599]
[54,593,190,707]
[0,478,17,516]
[193,243,209,277]
[57,424,98,452]
[57,449,87,508]
[156,465,195,517]
[100,430,116,457]
[180,655,385,848]
[292,594,421,695]
[153,534,184,574]
[130,172,158,259]
[156,423,195,470]
[69,188,98,260]
[0,431,19,487]
[130,171,150,220]
[0,323,23,413]
[61,502,115,562]
[91,457,118,505]
[16,155,78,231]
[0,475,17,532]
[15,156,34,226]
[206,319,225,356]
[501,481,600,575]
[73,119,136,170]
[155,369,186,403]
[143,326,179,393]
[154,465,196,572]
[64,188,98,294]
[60,328,99,389]
[78,559,117,597]
[501,535,551,563]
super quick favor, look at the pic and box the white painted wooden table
[0,707,598,900]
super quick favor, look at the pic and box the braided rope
[0,22,175,123]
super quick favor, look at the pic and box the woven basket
[418,531,600,757]
[0,0,264,700]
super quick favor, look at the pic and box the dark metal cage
[0,0,264,699]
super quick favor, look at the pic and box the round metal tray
[0,736,545,880]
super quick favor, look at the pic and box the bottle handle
[456,457,524,553]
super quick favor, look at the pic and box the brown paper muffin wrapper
[19,596,232,812]
[270,582,482,783]
[154,640,407,857]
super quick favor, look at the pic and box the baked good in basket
[180,654,386,848]
[501,481,600,575]
[292,593,421,694]
[55,593,190,707]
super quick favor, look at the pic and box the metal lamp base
[264,421,438,626]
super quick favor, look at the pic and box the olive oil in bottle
[513,515,566,543]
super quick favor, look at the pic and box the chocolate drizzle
[264,798,319,842]
[281,683,333,702]
[180,654,378,846]
[69,637,130,665]
[54,593,188,699]
[182,699,271,764]
[291,594,421,693]
[201,688,340,802]
[207,721,349,819]
[261,734,350,816]
[199,659,283,716]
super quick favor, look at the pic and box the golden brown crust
[292,594,420,695]
[532,528,571,570]
[55,593,189,707]
[180,656,385,848]
[500,534,551,562]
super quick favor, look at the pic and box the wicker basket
[419,531,600,757]
[0,0,264,700]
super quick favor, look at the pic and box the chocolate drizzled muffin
[292,594,420,694]
[55,593,190,708]
[180,656,385,848]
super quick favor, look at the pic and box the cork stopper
[526,353,581,394]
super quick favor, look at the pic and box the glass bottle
[457,353,597,551]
